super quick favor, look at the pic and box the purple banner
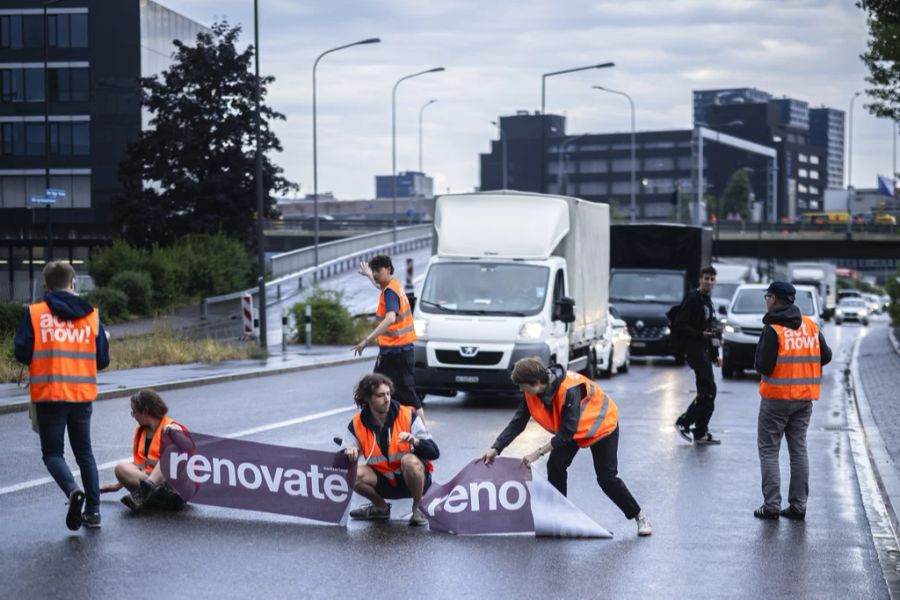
[160,430,357,525]
[423,457,612,538]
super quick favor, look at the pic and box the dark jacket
[754,304,832,376]
[491,364,589,452]
[13,291,110,369]
[672,289,718,359]
[346,400,439,462]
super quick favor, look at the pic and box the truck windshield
[419,263,550,316]
[610,272,683,303]
[732,290,816,315]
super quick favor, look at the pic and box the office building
[809,107,846,189]
[693,88,773,126]
[375,171,434,199]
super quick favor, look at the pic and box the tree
[858,1,900,120]
[116,21,296,250]
[709,170,751,221]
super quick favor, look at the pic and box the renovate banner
[422,457,612,538]
[160,430,357,525]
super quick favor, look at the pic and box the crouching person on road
[481,358,652,537]
[342,373,439,526]
[101,389,189,512]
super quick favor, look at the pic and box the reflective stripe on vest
[524,371,619,448]
[352,405,433,484]
[133,416,185,475]
[28,301,99,403]
[758,316,822,401]
[376,278,417,347]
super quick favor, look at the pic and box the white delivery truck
[787,262,837,320]
[412,191,610,397]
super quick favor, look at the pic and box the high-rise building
[771,97,810,130]
[692,88,773,126]
[375,171,434,199]
[809,107,846,189]
[0,0,205,300]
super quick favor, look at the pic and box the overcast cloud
[163,0,891,199]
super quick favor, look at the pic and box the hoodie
[491,364,592,453]
[753,304,831,376]
[14,291,110,369]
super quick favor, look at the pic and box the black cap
[767,281,796,301]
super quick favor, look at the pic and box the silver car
[835,298,869,325]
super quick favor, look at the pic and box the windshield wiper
[419,300,455,313]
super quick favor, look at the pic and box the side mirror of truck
[718,305,727,316]
[553,296,576,323]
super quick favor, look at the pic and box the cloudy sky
[164,0,891,200]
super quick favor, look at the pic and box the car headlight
[725,323,740,334]
[414,318,429,340]
[835,308,843,316]
[517,319,545,341]
[662,326,671,336]
[860,309,868,317]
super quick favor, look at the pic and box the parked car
[596,306,631,378]
[835,298,869,326]
[721,283,821,379]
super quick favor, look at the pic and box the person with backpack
[673,266,722,445]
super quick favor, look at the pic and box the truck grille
[741,327,763,337]
[628,326,667,340]
[435,350,504,366]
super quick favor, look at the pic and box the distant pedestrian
[14,261,110,530]
[753,281,831,520]
[353,255,422,416]
[674,266,722,444]
[341,373,439,526]
[100,389,190,513]
[481,358,652,537]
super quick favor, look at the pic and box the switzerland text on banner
[160,430,357,526]
[422,457,612,538]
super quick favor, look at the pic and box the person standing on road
[481,358,652,537]
[14,261,110,530]
[753,281,831,520]
[352,255,422,416]
[100,389,190,513]
[674,266,722,445]
[342,373,439,526]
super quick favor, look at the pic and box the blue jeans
[36,402,100,514]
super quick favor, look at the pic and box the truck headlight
[835,308,843,316]
[725,323,740,334]
[414,318,429,340]
[663,326,671,336]
[517,319,545,341]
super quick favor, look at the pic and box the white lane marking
[644,383,673,394]
[0,405,356,497]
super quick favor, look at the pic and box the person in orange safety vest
[101,389,190,513]
[482,358,652,537]
[14,261,110,531]
[753,281,831,521]
[341,373,439,526]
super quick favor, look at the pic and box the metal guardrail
[200,226,433,321]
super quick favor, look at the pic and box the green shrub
[887,272,900,326]
[0,300,25,337]
[88,240,148,287]
[172,234,254,298]
[84,287,129,322]
[291,288,361,345]
[108,270,153,316]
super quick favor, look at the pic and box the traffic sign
[46,188,66,198]
[30,196,56,204]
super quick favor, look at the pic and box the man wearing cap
[753,281,831,520]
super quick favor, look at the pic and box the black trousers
[546,426,641,520]
[374,349,421,409]
[679,343,717,438]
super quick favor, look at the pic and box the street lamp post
[312,38,380,280]
[252,0,268,348]
[593,86,635,222]
[491,120,507,189]
[418,99,437,173]
[392,67,444,243]
[42,0,65,262]
[540,63,614,193]
[847,91,862,238]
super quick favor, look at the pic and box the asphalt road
[0,320,890,599]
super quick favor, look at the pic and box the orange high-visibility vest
[376,278,417,347]
[352,405,433,485]
[28,301,99,403]
[759,316,822,401]
[133,415,186,474]
[525,371,619,448]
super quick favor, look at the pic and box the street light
[252,0,268,348]
[42,0,66,263]
[312,37,380,279]
[848,91,862,238]
[491,120,507,189]
[540,62,614,193]
[418,99,437,173]
[593,86,635,222]
[392,67,444,243]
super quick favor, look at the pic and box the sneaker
[753,506,780,520]
[675,421,693,442]
[409,507,428,527]
[780,506,806,521]
[694,433,721,445]
[66,489,85,531]
[82,512,101,528]
[349,502,391,521]
[121,479,158,512]
[636,512,652,536]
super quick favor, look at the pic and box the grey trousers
[757,399,813,512]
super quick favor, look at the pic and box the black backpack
[666,298,687,352]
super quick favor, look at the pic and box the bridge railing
[713,222,899,235]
